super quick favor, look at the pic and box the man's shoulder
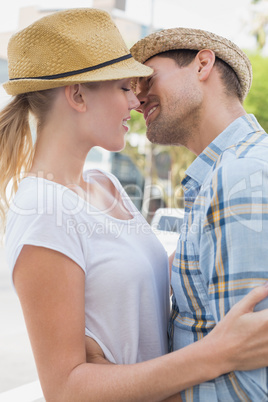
[223,130,268,160]
[202,133,268,192]
[208,130,268,175]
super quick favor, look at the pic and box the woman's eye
[122,87,131,92]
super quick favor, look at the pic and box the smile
[145,105,158,125]
[122,118,130,132]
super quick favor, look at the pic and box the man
[130,28,268,400]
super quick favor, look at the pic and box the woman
[1,8,268,402]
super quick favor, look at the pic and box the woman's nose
[128,90,141,110]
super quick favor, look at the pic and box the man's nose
[135,100,145,114]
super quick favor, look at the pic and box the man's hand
[208,283,268,372]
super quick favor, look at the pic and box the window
[115,0,126,11]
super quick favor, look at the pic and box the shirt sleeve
[6,182,87,279]
[184,157,268,401]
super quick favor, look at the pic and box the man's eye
[122,87,131,92]
[147,76,153,85]
[143,76,153,89]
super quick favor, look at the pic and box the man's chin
[146,126,161,144]
[146,130,169,145]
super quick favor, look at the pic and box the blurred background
[1,0,268,400]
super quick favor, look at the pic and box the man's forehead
[143,55,165,69]
[135,56,178,89]
[143,54,179,72]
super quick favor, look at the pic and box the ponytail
[0,94,34,234]
[0,87,61,236]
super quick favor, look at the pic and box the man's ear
[195,49,215,82]
[64,84,87,112]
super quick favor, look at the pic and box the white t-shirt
[6,169,170,364]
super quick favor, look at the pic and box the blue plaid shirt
[170,114,268,401]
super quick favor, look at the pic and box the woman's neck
[30,131,88,187]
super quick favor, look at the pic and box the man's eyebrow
[137,76,147,85]
[137,71,154,86]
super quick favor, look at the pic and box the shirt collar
[184,114,264,187]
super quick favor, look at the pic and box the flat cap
[131,27,252,100]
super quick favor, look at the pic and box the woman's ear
[64,84,87,112]
[195,49,215,82]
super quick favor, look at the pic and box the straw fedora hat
[3,8,153,96]
[130,28,252,100]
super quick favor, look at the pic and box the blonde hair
[0,88,58,235]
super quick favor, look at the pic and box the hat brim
[3,56,153,95]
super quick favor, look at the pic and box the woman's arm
[85,337,183,401]
[14,245,268,402]
[85,337,113,365]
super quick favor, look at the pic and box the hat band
[10,53,133,81]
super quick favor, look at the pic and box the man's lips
[144,105,158,125]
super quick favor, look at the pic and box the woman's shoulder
[9,176,81,217]
[11,177,40,209]
[83,168,122,190]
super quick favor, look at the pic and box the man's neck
[187,102,246,156]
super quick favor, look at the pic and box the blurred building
[0,0,149,210]
[0,0,150,100]
[0,0,149,63]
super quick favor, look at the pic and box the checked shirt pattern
[170,114,268,401]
